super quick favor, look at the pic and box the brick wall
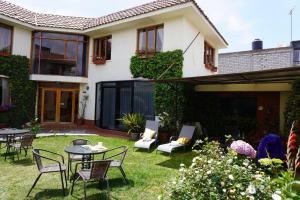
[219,47,293,74]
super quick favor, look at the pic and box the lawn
[0,135,195,200]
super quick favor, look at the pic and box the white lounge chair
[156,125,196,156]
[134,120,159,152]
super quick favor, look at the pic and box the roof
[0,0,227,44]
[153,66,300,84]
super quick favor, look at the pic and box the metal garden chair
[71,159,112,199]
[103,146,128,183]
[27,148,67,197]
[5,133,34,160]
[67,139,91,179]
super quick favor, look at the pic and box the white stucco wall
[83,16,219,120]
[12,26,32,58]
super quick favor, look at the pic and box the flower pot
[158,132,172,144]
[129,133,140,141]
[77,118,85,125]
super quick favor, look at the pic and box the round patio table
[64,145,109,179]
[0,128,30,149]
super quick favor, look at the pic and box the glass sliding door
[101,87,116,129]
[43,90,57,122]
[41,88,78,123]
[60,91,73,122]
[97,81,154,130]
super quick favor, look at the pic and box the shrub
[0,55,36,127]
[119,113,145,134]
[160,139,274,200]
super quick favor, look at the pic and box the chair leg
[60,171,65,196]
[64,170,68,188]
[83,181,87,200]
[106,178,110,199]
[5,146,9,160]
[71,176,80,195]
[67,157,70,181]
[119,166,127,183]
[27,173,42,197]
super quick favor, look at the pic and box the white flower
[227,159,233,164]
[249,196,255,200]
[241,192,246,196]
[206,170,212,175]
[208,159,213,164]
[157,195,162,200]
[180,163,185,167]
[246,184,256,194]
[228,175,234,180]
[195,170,199,174]
[223,189,227,193]
[220,182,225,187]
[272,193,282,200]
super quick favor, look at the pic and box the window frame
[31,31,88,76]
[136,24,163,58]
[93,35,112,65]
[204,41,217,72]
[0,23,13,57]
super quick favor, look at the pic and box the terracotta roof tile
[0,0,227,44]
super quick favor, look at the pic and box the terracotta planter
[129,133,140,141]
[158,132,172,144]
[77,118,85,125]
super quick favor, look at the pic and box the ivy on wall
[130,50,184,130]
[0,55,36,127]
[284,78,300,134]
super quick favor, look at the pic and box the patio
[0,134,195,200]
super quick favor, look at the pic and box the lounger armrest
[169,136,177,142]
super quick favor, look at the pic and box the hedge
[0,55,36,127]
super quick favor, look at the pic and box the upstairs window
[0,24,12,56]
[204,41,215,66]
[93,36,112,64]
[32,32,88,76]
[137,25,163,58]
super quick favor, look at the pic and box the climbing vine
[0,55,36,127]
[130,50,184,131]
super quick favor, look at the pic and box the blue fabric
[257,133,286,160]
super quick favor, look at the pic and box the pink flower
[230,140,256,159]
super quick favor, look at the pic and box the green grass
[0,135,195,200]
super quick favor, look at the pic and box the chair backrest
[178,125,196,139]
[90,160,112,180]
[72,139,89,146]
[145,120,159,138]
[107,146,128,166]
[21,134,34,148]
[6,134,15,144]
[32,149,43,172]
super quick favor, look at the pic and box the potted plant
[23,117,42,137]
[158,112,176,144]
[120,113,145,141]
[78,94,89,125]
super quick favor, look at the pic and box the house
[174,40,300,142]
[0,0,227,130]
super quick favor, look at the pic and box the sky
[6,0,300,53]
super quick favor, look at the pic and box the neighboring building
[219,39,300,74]
[0,0,227,129]
[191,40,300,139]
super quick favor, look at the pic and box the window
[204,42,215,66]
[294,49,300,63]
[0,77,10,106]
[32,32,88,76]
[0,24,12,56]
[204,41,217,72]
[93,36,112,64]
[137,25,163,57]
